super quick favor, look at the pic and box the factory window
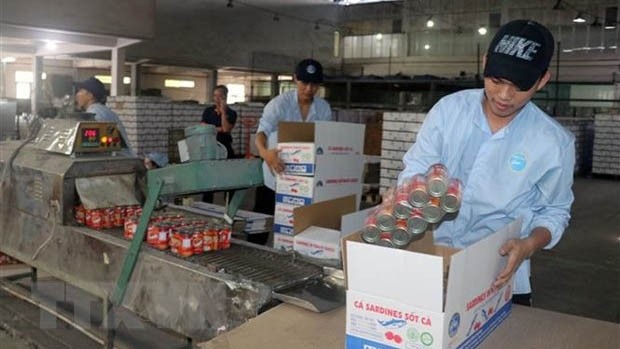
[226,84,245,103]
[164,79,195,88]
[15,71,33,99]
[343,33,405,59]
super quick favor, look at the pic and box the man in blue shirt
[399,20,575,305]
[75,77,135,156]
[253,59,332,219]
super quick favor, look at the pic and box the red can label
[113,207,124,227]
[203,228,219,252]
[218,226,232,250]
[75,205,85,225]
[102,208,114,229]
[90,209,103,230]
[124,216,137,240]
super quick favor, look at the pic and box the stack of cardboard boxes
[272,121,365,253]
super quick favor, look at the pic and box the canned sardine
[407,208,428,234]
[422,197,445,223]
[425,163,450,198]
[441,178,463,213]
[408,174,430,208]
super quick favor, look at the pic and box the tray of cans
[74,204,232,257]
[362,163,462,249]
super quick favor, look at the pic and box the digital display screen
[81,128,100,147]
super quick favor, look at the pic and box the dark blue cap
[295,59,324,83]
[75,77,107,101]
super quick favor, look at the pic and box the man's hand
[261,148,284,175]
[494,238,532,288]
[494,227,551,288]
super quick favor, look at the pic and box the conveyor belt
[186,243,323,291]
[105,228,323,291]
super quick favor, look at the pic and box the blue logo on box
[448,312,460,337]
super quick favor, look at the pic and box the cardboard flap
[278,122,315,142]
[346,239,445,312]
[293,195,356,234]
[444,219,523,314]
[314,121,365,155]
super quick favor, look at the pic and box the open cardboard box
[272,195,357,261]
[342,219,522,349]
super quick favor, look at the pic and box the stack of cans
[361,163,462,249]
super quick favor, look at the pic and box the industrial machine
[0,118,344,348]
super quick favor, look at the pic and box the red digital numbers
[83,129,98,138]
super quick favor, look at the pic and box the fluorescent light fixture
[478,26,487,35]
[95,75,132,85]
[41,72,47,80]
[375,33,383,40]
[424,44,430,50]
[1,56,16,63]
[334,0,397,5]
[573,13,586,23]
[164,79,195,88]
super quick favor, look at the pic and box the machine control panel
[75,122,122,152]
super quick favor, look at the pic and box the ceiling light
[41,72,47,80]
[45,41,58,50]
[426,17,434,28]
[478,26,487,35]
[424,44,430,50]
[1,57,16,63]
[605,23,616,29]
[573,13,586,23]
[375,33,383,40]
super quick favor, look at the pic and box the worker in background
[398,20,575,306]
[253,58,332,220]
[201,85,238,203]
[75,76,135,156]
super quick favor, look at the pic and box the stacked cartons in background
[272,121,365,252]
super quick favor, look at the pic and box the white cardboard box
[274,202,297,227]
[277,142,316,175]
[275,158,364,207]
[273,233,294,252]
[343,219,521,349]
[294,226,341,260]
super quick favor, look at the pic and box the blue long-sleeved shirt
[256,89,332,189]
[399,89,575,294]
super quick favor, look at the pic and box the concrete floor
[0,177,618,348]
[531,176,620,323]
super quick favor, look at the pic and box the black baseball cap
[294,59,324,83]
[75,77,107,101]
[484,20,554,91]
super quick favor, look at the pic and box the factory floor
[0,176,618,348]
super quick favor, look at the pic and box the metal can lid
[408,190,429,208]
[391,229,412,247]
[407,216,428,234]
[422,205,444,223]
[427,179,448,198]
[440,195,460,213]
[361,226,381,244]
[376,213,396,231]
[393,202,412,219]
